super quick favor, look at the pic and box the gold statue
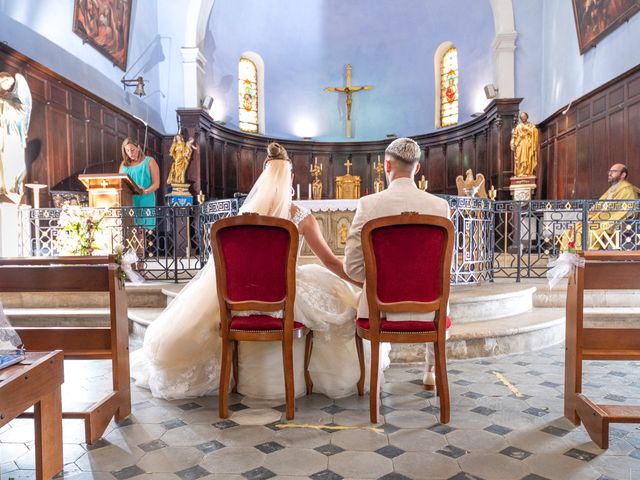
[168,134,196,186]
[373,158,385,193]
[310,159,323,200]
[418,175,428,191]
[339,223,348,245]
[510,112,539,177]
[324,65,373,138]
[455,169,488,198]
[335,158,361,199]
[488,185,497,200]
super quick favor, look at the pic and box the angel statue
[167,133,196,186]
[0,72,32,204]
[456,169,488,198]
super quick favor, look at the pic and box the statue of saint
[167,133,196,186]
[0,72,32,204]
[510,112,539,177]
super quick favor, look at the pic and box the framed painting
[72,0,132,70]
[572,0,640,54]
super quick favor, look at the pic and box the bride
[132,143,390,400]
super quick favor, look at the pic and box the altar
[297,199,357,256]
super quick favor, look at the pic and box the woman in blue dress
[119,138,160,229]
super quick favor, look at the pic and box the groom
[343,137,450,388]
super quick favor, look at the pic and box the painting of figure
[572,0,640,54]
[73,0,132,70]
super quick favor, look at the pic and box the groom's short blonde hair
[385,138,421,164]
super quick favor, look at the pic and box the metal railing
[18,197,640,284]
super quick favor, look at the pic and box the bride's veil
[239,143,293,220]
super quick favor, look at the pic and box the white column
[492,32,517,98]
[181,47,207,109]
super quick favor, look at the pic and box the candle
[378,154,380,163]
[314,157,317,165]
[308,183,312,199]
[296,184,300,200]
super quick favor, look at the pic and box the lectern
[78,173,141,208]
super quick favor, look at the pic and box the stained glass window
[238,57,258,133]
[440,47,458,127]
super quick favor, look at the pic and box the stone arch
[182,0,216,108]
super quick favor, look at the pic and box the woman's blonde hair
[121,137,144,166]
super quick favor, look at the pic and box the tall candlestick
[296,184,300,200]
[308,183,312,199]
[314,157,317,165]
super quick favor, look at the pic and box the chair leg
[369,340,380,424]
[355,335,365,396]
[232,341,239,394]
[282,335,295,421]
[433,340,450,424]
[218,339,233,419]
[304,332,314,395]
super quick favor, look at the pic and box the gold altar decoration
[335,159,361,199]
[488,185,497,200]
[310,159,323,200]
[373,158,385,193]
[324,64,373,138]
[510,112,539,178]
[339,223,348,245]
[418,175,428,191]
[455,169,488,198]
[168,133,196,195]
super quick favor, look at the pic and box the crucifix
[325,64,373,138]
[344,158,353,175]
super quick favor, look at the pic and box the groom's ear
[414,163,421,176]
[385,159,392,173]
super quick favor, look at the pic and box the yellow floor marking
[493,370,524,397]
[276,423,384,433]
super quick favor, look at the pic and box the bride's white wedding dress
[132,206,390,400]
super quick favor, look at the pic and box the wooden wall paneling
[446,142,462,195]
[224,144,239,197]
[627,98,640,169]
[238,147,255,193]
[608,109,626,165]
[350,153,368,195]
[575,124,592,198]
[591,117,609,194]
[213,140,224,198]
[428,146,446,194]
[291,152,310,198]
[45,105,70,188]
[70,115,88,176]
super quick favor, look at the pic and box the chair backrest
[211,213,298,313]
[362,213,454,316]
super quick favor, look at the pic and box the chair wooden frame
[356,213,454,424]
[565,251,640,449]
[211,213,313,420]
[0,256,131,444]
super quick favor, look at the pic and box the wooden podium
[78,173,141,208]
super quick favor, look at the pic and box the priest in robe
[562,163,640,250]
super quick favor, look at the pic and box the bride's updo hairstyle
[265,142,291,165]
[239,142,293,219]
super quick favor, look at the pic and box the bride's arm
[297,214,362,287]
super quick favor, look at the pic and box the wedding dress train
[132,255,390,401]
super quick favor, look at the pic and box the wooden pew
[564,251,640,449]
[0,256,131,444]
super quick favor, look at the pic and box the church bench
[0,256,131,444]
[564,251,640,449]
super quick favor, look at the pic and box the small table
[0,351,64,479]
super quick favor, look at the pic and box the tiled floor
[3,345,640,480]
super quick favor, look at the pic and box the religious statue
[455,169,488,198]
[335,158,361,199]
[310,159,323,200]
[167,133,196,187]
[0,72,32,204]
[510,112,539,177]
[418,175,428,191]
[324,65,373,138]
[373,158,385,193]
[339,223,348,245]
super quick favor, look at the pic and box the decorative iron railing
[17,197,640,284]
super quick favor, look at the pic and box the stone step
[389,307,566,362]
[5,307,159,330]
[534,285,640,308]
[449,283,535,323]
[0,283,171,309]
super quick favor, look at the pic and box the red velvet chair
[356,213,454,424]
[211,213,313,420]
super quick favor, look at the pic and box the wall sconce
[121,76,146,97]
[484,83,498,99]
[202,95,214,111]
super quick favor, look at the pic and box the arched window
[238,57,259,133]
[434,43,459,128]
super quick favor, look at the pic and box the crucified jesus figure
[325,65,373,138]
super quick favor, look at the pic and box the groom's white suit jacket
[343,177,450,319]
